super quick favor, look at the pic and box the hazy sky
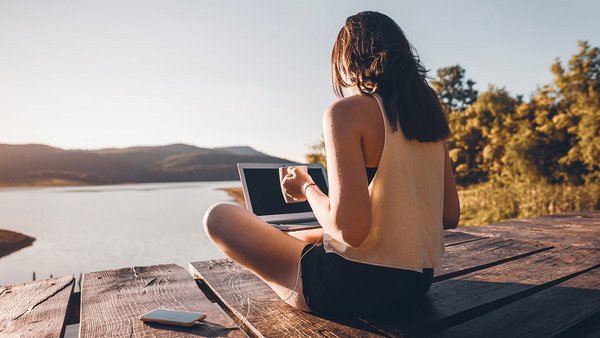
[1,1,598,162]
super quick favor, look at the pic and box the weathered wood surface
[456,211,600,248]
[189,260,383,338]
[442,231,486,246]
[80,264,245,337]
[0,275,74,337]
[430,266,600,337]
[360,246,600,337]
[436,237,552,281]
[190,212,600,338]
[187,232,531,338]
[513,211,600,226]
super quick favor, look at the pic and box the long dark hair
[331,11,450,142]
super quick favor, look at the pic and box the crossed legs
[203,202,311,311]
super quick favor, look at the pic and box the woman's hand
[280,166,315,202]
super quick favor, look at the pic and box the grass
[458,180,600,226]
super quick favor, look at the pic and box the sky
[1,1,599,162]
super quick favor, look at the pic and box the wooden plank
[189,260,385,338]
[80,264,245,337]
[436,238,552,281]
[188,238,550,337]
[430,266,600,337]
[0,275,74,337]
[555,311,600,338]
[453,211,600,249]
[443,231,486,246]
[359,246,600,337]
[457,222,600,249]
[490,219,600,232]
[514,211,600,227]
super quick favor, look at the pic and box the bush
[458,178,600,226]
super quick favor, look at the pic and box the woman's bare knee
[202,201,309,298]
[203,202,239,240]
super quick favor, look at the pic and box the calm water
[0,181,242,286]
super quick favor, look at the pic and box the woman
[203,11,460,316]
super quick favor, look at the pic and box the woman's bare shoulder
[326,94,374,111]
[323,94,377,127]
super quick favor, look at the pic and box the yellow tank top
[322,92,445,272]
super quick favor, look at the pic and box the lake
[0,181,242,286]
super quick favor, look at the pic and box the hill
[0,143,298,187]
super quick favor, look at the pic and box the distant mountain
[91,144,213,169]
[213,146,267,156]
[0,143,298,187]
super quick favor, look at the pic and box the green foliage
[497,41,600,185]
[447,86,517,185]
[459,179,600,226]
[446,41,599,188]
[505,87,580,184]
[431,65,478,112]
[551,41,600,181]
[305,134,327,169]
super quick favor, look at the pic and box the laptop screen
[242,167,329,216]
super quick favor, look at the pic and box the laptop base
[270,223,322,232]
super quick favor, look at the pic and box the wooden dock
[1,211,599,337]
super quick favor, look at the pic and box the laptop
[237,163,329,231]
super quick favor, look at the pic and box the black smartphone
[139,309,207,327]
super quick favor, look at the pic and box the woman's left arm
[304,99,372,247]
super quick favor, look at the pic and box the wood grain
[437,238,552,281]
[0,275,74,337]
[80,264,245,337]
[189,260,385,338]
[443,231,486,246]
[511,211,600,227]
[360,246,600,337]
[430,266,600,337]
[189,213,599,337]
[456,211,600,249]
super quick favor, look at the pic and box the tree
[504,86,573,183]
[305,134,327,169]
[551,41,600,183]
[447,86,517,185]
[505,41,599,185]
[431,65,478,113]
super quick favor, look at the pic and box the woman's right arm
[443,142,460,229]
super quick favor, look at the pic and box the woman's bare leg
[288,228,324,243]
[203,202,311,311]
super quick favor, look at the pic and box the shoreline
[0,179,90,188]
[0,229,35,259]
[218,187,246,208]
[0,179,241,189]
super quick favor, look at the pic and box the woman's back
[354,95,386,168]
[323,92,446,272]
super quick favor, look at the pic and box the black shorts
[300,244,434,317]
